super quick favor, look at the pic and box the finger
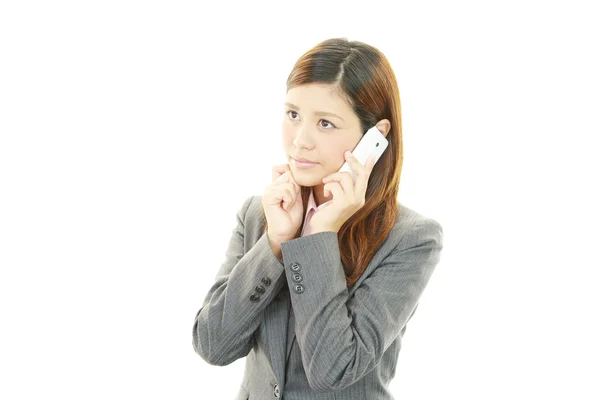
[276,170,301,194]
[324,172,354,197]
[282,186,297,210]
[355,154,376,197]
[275,183,297,209]
[274,170,292,185]
[324,181,344,200]
[273,180,295,195]
[272,164,291,182]
[273,186,292,208]
[266,179,293,205]
[335,172,355,195]
[322,171,353,184]
[345,151,375,185]
[288,173,301,194]
[343,150,366,172]
[264,182,278,201]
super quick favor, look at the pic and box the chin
[290,169,322,185]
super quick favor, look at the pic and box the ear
[375,119,391,138]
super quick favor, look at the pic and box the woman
[192,37,444,400]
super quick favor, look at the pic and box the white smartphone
[338,125,388,181]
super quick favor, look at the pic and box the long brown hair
[263,37,403,289]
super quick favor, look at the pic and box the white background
[1,0,599,399]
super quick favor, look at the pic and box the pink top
[299,188,332,237]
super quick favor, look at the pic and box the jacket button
[290,262,300,271]
[250,294,260,302]
[273,383,280,398]
[255,285,265,294]
[261,277,271,286]
[294,284,304,294]
[292,273,302,282]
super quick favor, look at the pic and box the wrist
[267,231,284,259]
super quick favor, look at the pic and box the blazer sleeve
[279,218,444,392]
[192,195,287,366]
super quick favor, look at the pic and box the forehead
[285,83,351,112]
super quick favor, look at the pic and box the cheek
[328,144,345,159]
[282,124,295,143]
[329,145,349,169]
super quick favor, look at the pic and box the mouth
[291,156,318,165]
[291,156,319,168]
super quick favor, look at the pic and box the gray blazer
[192,195,444,399]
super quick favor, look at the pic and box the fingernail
[345,151,352,158]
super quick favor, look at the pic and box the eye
[286,110,299,120]
[285,110,336,130]
[319,119,336,129]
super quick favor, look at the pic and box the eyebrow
[284,102,345,122]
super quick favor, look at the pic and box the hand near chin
[262,163,304,244]
[310,151,376,234]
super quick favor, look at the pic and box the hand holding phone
[310,126,389,232]
[338,126,388,181]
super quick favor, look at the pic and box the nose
[292,125,314,149]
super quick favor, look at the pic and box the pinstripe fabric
[192,192,444,399]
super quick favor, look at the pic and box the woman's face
[282,83,363,187]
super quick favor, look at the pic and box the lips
[292,156,317,164]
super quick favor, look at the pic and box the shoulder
[389,202,444,253]
[396,202,443,238]
[233,194,268,236]
[237,194,265,223]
